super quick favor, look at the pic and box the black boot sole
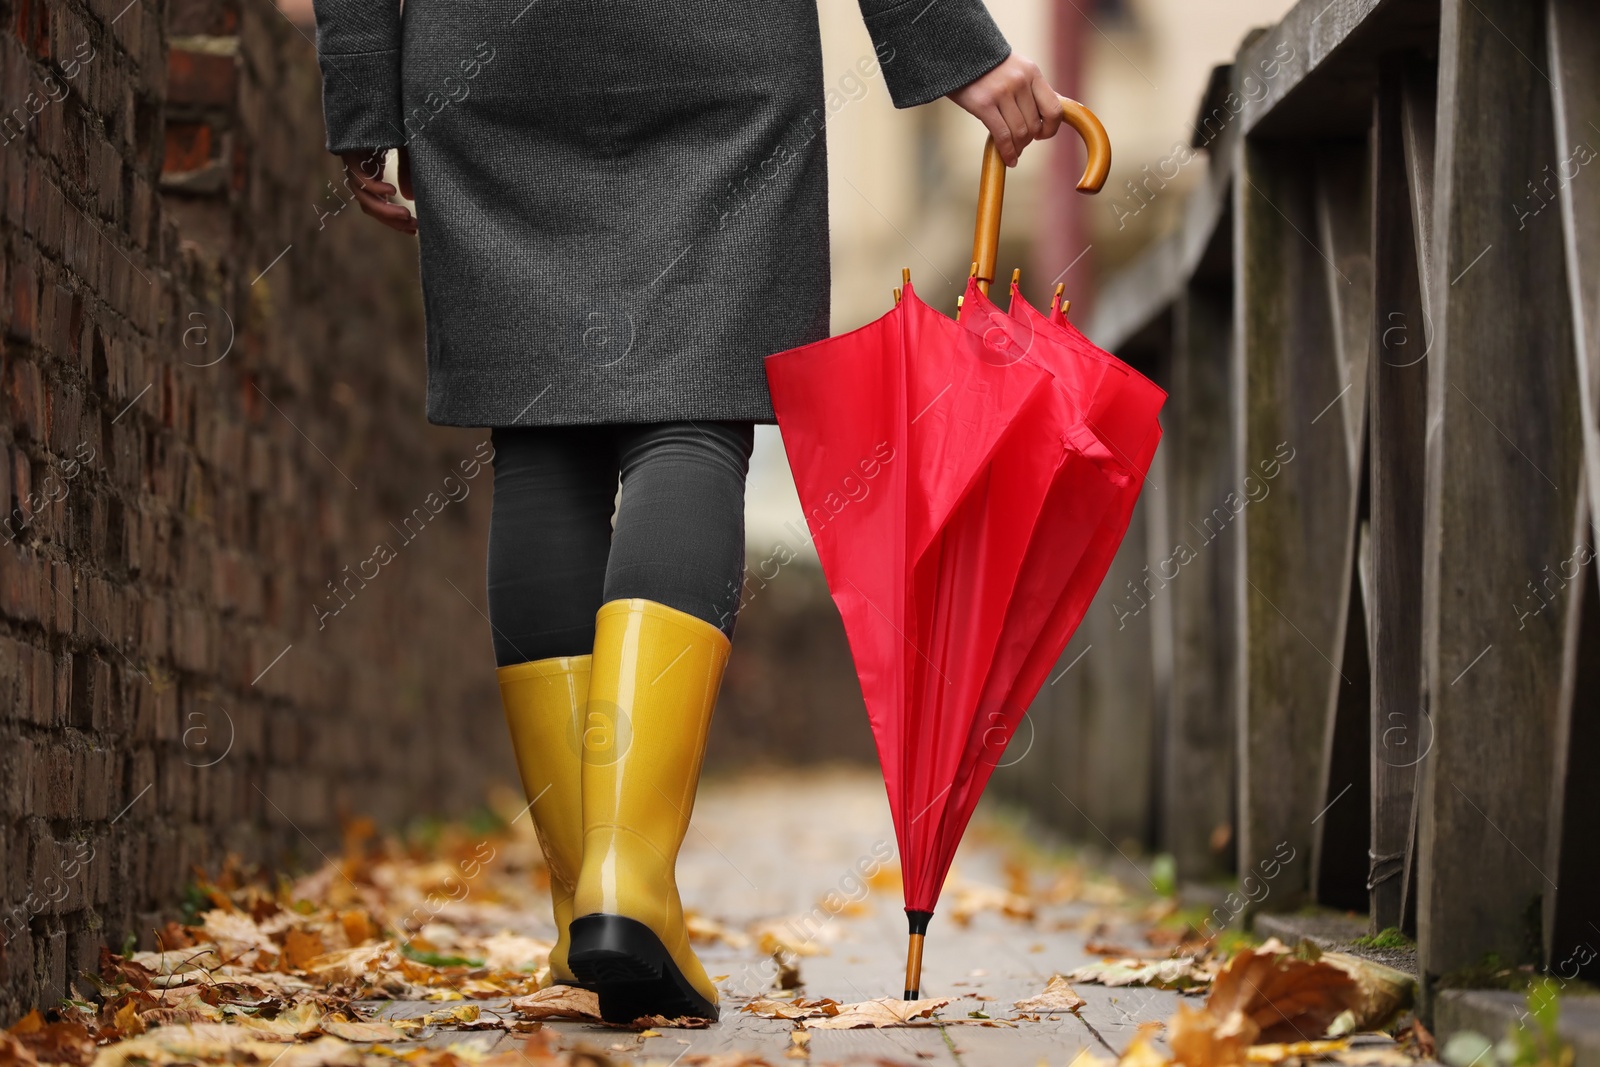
[567,914,719,1024]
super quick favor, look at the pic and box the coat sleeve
[856,0,1011,109]
[311,0,407,153]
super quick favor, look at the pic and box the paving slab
[370,768,1198,1065]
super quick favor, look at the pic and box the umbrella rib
[843,578,950,685]
[1084,416,1158,491]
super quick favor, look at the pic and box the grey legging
[485,421,754,667]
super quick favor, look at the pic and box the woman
[311,0,1067,1023]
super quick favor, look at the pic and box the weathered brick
[2,0,506,1024]
[167,49,234,109]
[6,255,36,341]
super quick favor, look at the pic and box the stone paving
[371,767,1199,1066]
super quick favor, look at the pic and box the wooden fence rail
[994,0,1600,1005]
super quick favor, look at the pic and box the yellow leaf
[283,929,326,972]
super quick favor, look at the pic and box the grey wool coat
[312,0,1012,427]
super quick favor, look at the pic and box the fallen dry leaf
[1011,975,1085,1014]
[948,883,1035,926]
[111,1000,145,1039]
[1320,954,1414,1034]
[750,919,824,959]
[681,1053,779,1067]
[1207,947,1361,1044]
[419,1005,481,1027]
[741,998,841,1021]
[477,933,551,973]
[1068,1047,1115,1067]
[685,913,751,950]
[318,1019,406,1043]
[1070,957,1213,991]
[1395,1020,1435,1059]
[619,1015,715,1031]
[1247,1040,1350,1062]
[8,1013,94,1067]
[283,929,327,971]
[1169,1000,1256,1067]
[0,1032,36,1067]
[1121,1022,1172,1067]
[508,987,602,1022]
[803,997,951,1030]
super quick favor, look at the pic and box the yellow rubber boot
[568,599,729,1022]
[497,655,589,987]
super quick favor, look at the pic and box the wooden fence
[993,0,1599,1003]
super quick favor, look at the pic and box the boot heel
[567,914,719,1023]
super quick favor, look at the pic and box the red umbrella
[766,101,1161,999]
[925,278,1166,938]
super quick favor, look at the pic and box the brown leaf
[283,929,326,972]
[1169,1001,1257,1067]
[319,1018,407,1042]
[1011,975,1085,1014]
[1121,1022,1173,1067]
[1206,948,1362,1044]
[0,1032,37,1067]
[1396,1019,1435,1059]
[508,986,602,1022]
[803,997,950,1030]
[8,1014,94,1067]
[741,998,841,1021]
[622,1015,714,1030]
[336,911,375,948]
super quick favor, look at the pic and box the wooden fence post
[1366,54,1434,935]
[1234,137,1359,909]
[1163,282,1239,880]
[1418,0,1582,995]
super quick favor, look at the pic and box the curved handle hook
[971,96,1112,296]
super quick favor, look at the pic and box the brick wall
[0,0,879,1024]
[0,0,516,1021]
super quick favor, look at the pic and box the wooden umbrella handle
[970,97,1111,296]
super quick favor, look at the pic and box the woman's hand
[947,53,1064,167]
[338,146,417,235]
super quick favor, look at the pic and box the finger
[1031,77,1064,139]
[995,93,1033,165]
[345,152,395,195]
[982,105,1019,166]
[354,187,415,227]
[1013,78,1046,142]
[347,165,396,198]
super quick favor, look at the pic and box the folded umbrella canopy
[767,100,1164,999]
